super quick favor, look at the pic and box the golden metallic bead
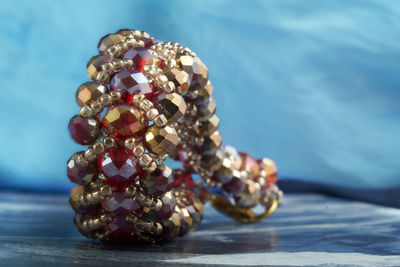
[146,108,159,121]
[200,147,224,172]
[92,141,105,155]
[196,114,219,136]
[79,106,94,118]
[156,93,187,122]
[179,56,208,89]
[154,114,168,127]
[139,153,153,167]
[199,131,222,155]
[76,82,108,107]
[90,100,103,114]
[132,144,145,157]
[197,97,216,121]
[161,212,181,238]
[103,136,115,149]
[145,125,179,155]
[98,34,125,53]
[164,69,190,93]
[124,137,136,150]
[100,94,113,107]
[87,55,111,80]
[70,185,85,212]
[197,80,213,103]
[84,148,97,162]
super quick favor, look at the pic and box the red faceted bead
[105,217,136,243]
[110,69,154,98]
[98,148,142,188]
[173,170,195,188]
[102,191,140,216]
[222,176,245,196]
[142,37,163,48]
[118,89,133,104]
[141,165,174,197]
[68,115,101,145]
[67,153,96,185]
[123,48,154,72]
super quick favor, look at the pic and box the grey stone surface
[0,192,399,266]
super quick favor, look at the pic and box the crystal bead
[164,68,190,93]
[98,34,125,54]
[68,115,101,145]
[101,191,140,216]
[144,125,179,155]
[98,148,142,188]
[87,55,112,80]
[76,82,108,107]
[141,164,173,197]
[102,104,148,139]
[153,93,186,122]
[123,48,154,72]
[110,70,154,99]
[146,192,176,222]
[67,153,96,185]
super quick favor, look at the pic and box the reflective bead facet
[98,148,141,188]
[67,153,96,185]
[240,153,259,181]
[146,191,176,222]
[68,115,101,145]
[102,104,148,138]
[76,82,108,107]
[153,93,186,122]
[197,114,219,136]
[102,191,140,216]
[105,217,136,243]
[110,70,154,98]
[197,80,213,103]
[141,164,173,196]
[164,68,190,93]
[145,125,179,155]
[87,55,112,80]
[179,56,208,89]
[197,131,221,155]
[98,34,125,54]
[197,97,216,121]
[123,48,154,72]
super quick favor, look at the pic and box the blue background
[0,1,399,198]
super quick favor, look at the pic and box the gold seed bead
[155,75,168,86]
[84,148,97,162]
[76,153,89,167]
[92,141,105,155]
[109,46,119,56]
[120,42,129,51]
[142,31,150,38]
[126,38,137,48]
[133,30,142,38]
[132,144,145,157]
[90,100,103,113]
[103,136,115,149]
[112,59,124,70]
[145,108,159,121]
[102,62,114,72]
[125,186,137,196]
[154,114,168,127]
[133,93,146,106]
[124,137,136,150]
[80,106,94,118]
[137,40,145,47]
[139,99,153,111]
[110,91,121,102]
[139,153,153,167]
[163,81,175,93]
[100,94,113,107]
[124,59,133,68]
[144,161,157,173]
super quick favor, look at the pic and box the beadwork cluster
[67,29,281,243]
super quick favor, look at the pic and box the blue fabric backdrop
[0,0,399,195]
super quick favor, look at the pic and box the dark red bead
[68,115,101,145]
[102,191,140,216]
[67,153,96,185]
[110,70,154,99]
[105,217,136,243]
[222,176,245,196]
[173,170,195,188]
[123,48,154,72]
[141,165,173,197]
[98,148,142,188]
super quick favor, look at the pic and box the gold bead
[132,144,145,157]
[92,141,105,155]
[76,82,108,107]
[103,136,115,149]
[197,80,213,103]
[164,69,190,93]
[197,97,216,121]
[79,106,94,118]
[156,93,187,122]
[199,131,221,155]
[154,114,168,127]
[70,185,85,212]
[124,137,136,150]
[196,114,219,136]
[139,153,153,167]
[145,125,179,155]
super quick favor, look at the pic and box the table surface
[0,192,400,267]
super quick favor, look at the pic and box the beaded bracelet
[67,29,282,243]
